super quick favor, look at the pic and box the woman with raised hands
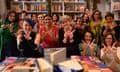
[16,19,41,57]
[59,15,81,58]
[78,31,100,57]
[100,33,120,72]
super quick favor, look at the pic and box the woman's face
[32,14,37,21]
[94,11,100,19]
[44,16,52,25]
[8,13,16,22]
[83,14,88,21]
[23,21,31,31]
[18,20,23,29]
[84,32,92,42]
[38,15,44,21]
[105,34,113,46]
[76,19,82,28]
[52,14,57,21]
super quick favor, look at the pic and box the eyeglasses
[105,38,112,39]
[45,19,51,20]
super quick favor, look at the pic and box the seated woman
[78,31,100,57]
[58,15,81,58]
[100,33,120,72]
[35,15,60,48]
[16,19,41,57]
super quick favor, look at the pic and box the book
[57,60,83,72]
[15,57,27,63]
[44,47,64,61]
[12,66,35,72]
[37,58,53,72]
[50,48,66,65]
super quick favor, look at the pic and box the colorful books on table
[0,57,39,72]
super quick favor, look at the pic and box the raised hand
[89,39,95,50]
[24,30,32,40]
[69,30,74,39]
[82,40,89,49]
[8,23,14,32]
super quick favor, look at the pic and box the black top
[19,31,41,57]
[58,28,81,57]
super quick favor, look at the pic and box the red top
[39,25,59,48]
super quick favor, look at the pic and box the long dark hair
[5,11,18,23]
[82,30,94,42]
[91,9,102,21]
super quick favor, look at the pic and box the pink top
[39,25,59,48]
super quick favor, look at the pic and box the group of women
[0,9,120,71]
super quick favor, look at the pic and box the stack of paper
[50,48,66,65]
[58,60,83,72]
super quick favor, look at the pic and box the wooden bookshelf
[11,0,48,14]
[51,0,86,16]
[111,0,120,20]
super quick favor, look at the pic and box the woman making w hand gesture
[79,31,99,56]
[100,33,120,72]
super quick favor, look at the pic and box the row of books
[14,0,46,1]
[11,4,47,12]
[55,56,113,72]
[113,2,120,11]
[0,57,52,72]
[52,5,85,12]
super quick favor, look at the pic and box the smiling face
[52,14,58,21]
[8,13,16,22]
[44,16,52,25]
[84,32,92,42]
[23,21,32,32]
[105,34,113,46]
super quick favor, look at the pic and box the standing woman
[0,11,18,58]
[90,10,105,45]
[17,19,41,57]
[78,31,99,57]
[101,33,120,72]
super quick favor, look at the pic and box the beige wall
[0,0,7,20]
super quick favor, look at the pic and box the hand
[1,24,7,29]
[64,32,69,38]
[69,30,75,39]
[8,23,14,32]
[89,39,95,50]
[17,33,23,42]
[82,40,89,49]
[24,31,32,40]
[34,48,38,51]
[41,30,47,40]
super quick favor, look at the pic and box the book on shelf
[11,4,22,12]
[24,4,46,12]
[52,4,62,12]
[113,2,120,11]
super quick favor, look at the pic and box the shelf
[64,11,82,13]
[64,1,85,4]
[112,10,120,12]
[52,1,63,4]
[52,11,63,13]
[27,11,48,13]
